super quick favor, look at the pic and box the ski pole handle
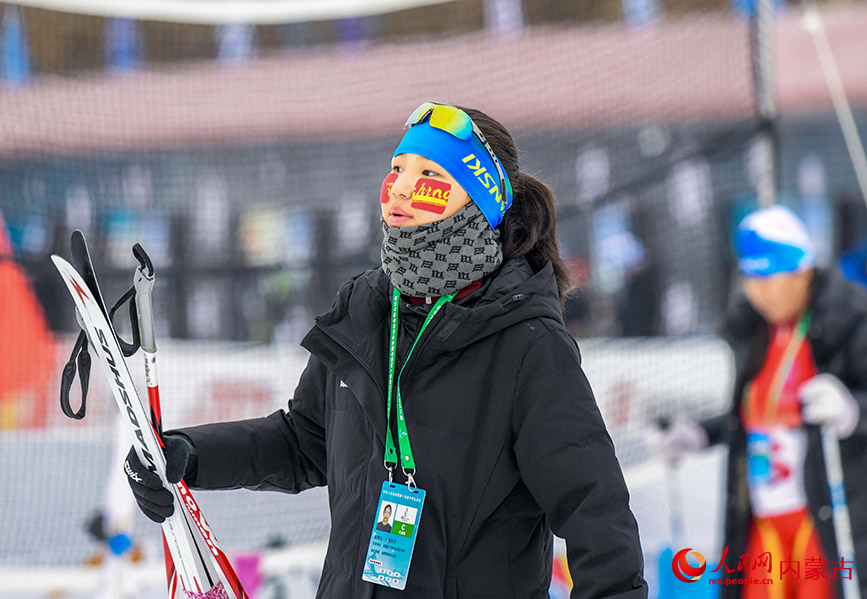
[654,416,679,466]
[131,243,163,437]
[132,243,157,353]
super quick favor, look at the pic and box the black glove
[124,432,196,523]
[85,511,109,541]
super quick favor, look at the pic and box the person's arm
[695,296,758,447]
[699,413,736,447]
[843,316,867,442]
[811,316,867,443]
[513,329,647,599]
[178,354,329,493]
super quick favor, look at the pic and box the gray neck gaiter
[381,202,503,297]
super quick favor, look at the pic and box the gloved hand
[651,421,708,461]
[799,373,860,439]
[124,432,196,523]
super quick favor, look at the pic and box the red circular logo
[672,548,707,583]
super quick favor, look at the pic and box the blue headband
[393,121,513,229]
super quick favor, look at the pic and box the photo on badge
[376,501,395,533]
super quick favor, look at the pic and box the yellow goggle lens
[405,102,473,140]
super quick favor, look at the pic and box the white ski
[52,254,247,599]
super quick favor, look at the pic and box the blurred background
[1,0,866,597]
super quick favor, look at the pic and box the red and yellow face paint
[381,172,453,215]
[411,178,451,214]
[380,173,398,204]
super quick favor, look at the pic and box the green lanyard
[385,287,457,483]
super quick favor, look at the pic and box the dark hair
[460,107,577,307]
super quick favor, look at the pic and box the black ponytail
[460,107,577,307]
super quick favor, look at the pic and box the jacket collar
[305,255,564,375]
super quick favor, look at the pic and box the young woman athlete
[125,102,648,599]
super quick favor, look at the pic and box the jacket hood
[315,255,565,356]
[426,255,565,351]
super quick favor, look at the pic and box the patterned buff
[381,202,502,297]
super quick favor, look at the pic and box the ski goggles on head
[396,102,513,228]
[405,102,476,140]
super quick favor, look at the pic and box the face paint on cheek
[411,178,451,214]
[380,173,398,204]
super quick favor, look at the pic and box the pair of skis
[52,231,247,599]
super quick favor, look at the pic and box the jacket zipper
[313,321,386,599]
[500,293,526,308]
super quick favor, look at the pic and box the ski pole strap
[384,287,457,476]
[108,285,141,358]
[60,330,90,420]
[59,238,149,421]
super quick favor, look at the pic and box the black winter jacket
[180,257,648,599]
[702,269,867,598]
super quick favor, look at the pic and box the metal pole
[802,2,867,211]
[752,0,777,208]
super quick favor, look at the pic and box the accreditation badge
[746,429,772,487]
[361,481,425,590]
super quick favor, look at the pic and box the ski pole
[130,244,249,599]
[821,425,862,599]
[130,246,182,595]
[131,245,161,432]
[130,245,211,594]
[657,417,685,549]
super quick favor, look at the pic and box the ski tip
[50,254,69,269]
[70,229,88,256]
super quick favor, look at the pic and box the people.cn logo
[672,548,707,582]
